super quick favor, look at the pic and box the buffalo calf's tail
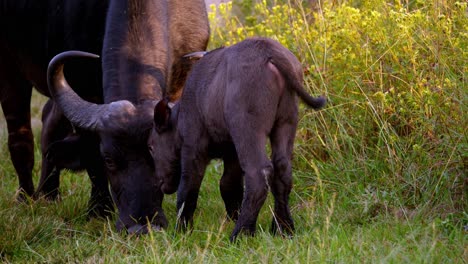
[268,52,326,110]
[291,82,327,110]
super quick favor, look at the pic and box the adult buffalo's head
[47,51,167,234]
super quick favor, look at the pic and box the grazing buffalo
[47,0,210,233]
[149,38,326,241]
[0,1,110,211]
[48,0,209,233]
[0,0,209,232]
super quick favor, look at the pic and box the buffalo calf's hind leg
[269,122,297,236]
[229,133,272,241]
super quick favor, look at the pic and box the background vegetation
[1,0,466,262]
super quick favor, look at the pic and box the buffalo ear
[153,98,172,133]
[46,135,84,170]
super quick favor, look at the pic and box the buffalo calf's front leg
[230,163,272,241]
[229,131,272,241]
[176,145,210,231]
[220,150,244,221]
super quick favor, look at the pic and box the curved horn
[47,51,106,131]
[48,50,139,133]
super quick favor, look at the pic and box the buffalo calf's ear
[154,98,172,133]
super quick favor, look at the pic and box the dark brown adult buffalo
[0,1,111,213]
[47,0,210,233]
[149,38,326,241]
[48,0,209,233]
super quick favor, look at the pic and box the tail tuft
[302,95,327,110]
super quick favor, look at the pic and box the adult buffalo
[0,0,209,233]
[47,0,210,233]
[0,0,111,214]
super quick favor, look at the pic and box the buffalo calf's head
[148,98,181,194]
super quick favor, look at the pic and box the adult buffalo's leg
[269,121,296,237]
[82,134,114,218]
[220,148,244,221]
[0,69,35,200]
[176,142,210,231]
[229,130,272,241]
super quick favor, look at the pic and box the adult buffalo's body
[149,38,326,241]
[0,1,110,211]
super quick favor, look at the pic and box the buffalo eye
[104,156,117,170]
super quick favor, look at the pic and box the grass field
[0,0,466,262]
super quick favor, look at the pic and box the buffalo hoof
[86,204,114,221]
[270,218,294,238]
[154,212,168,230]
[15,188,34,203]
[229,227,255,242]
[127,224,163,235]
[33,190,61,201]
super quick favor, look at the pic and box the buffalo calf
[149,37,326,241]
